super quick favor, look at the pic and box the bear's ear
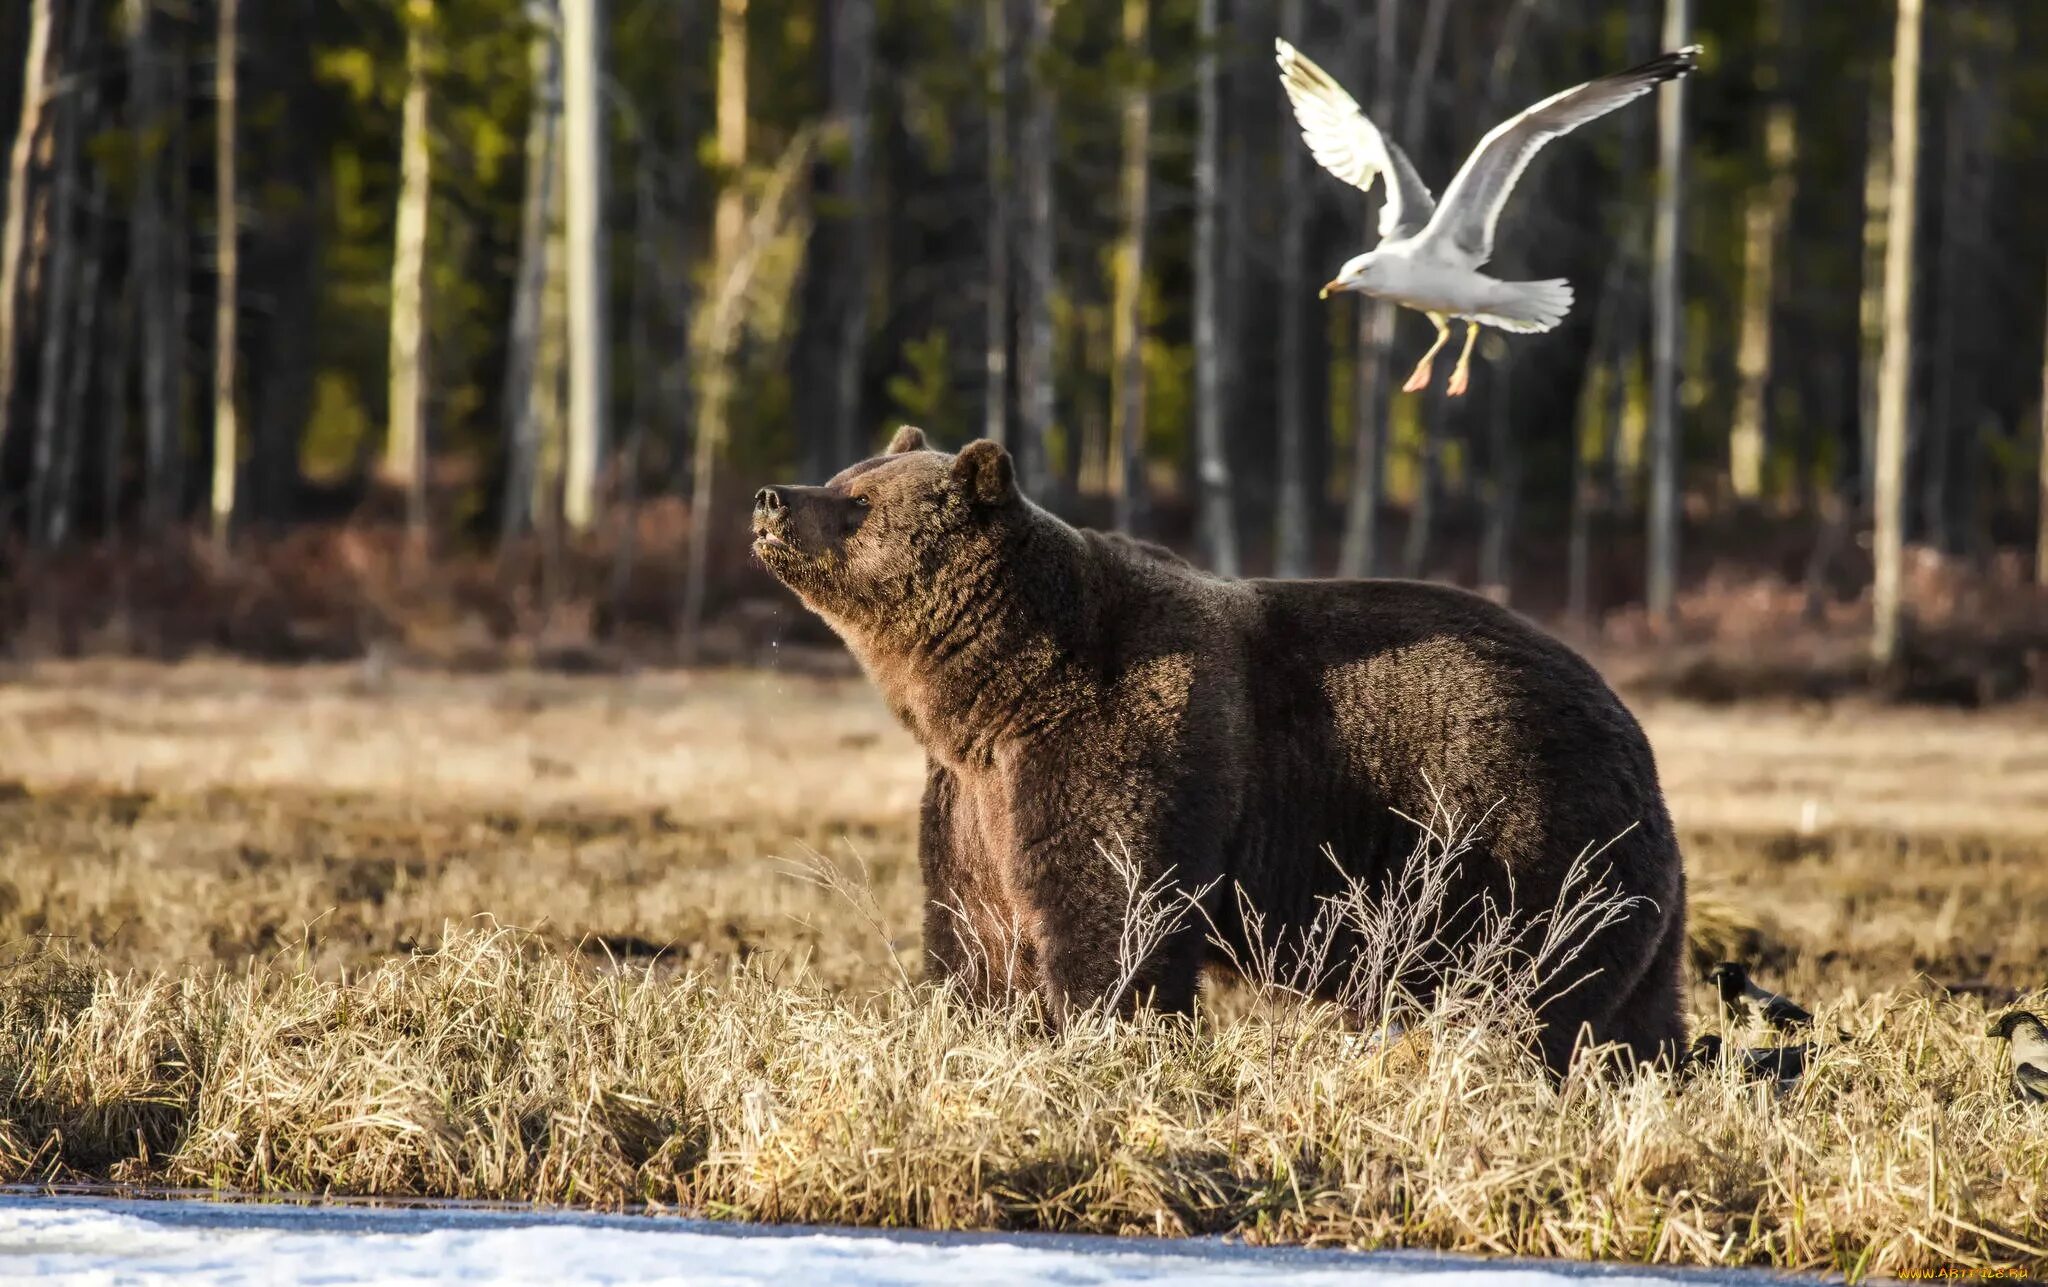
[886,425,929,455]
[951,439,1016,506]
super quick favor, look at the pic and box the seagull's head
[1321,253,1382,299]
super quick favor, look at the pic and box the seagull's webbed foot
[1404,312,1453,395]
[1446,321,1483,398]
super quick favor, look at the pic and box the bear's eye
[851,495,870,509]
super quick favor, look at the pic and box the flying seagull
[1708,962,1815,1033]
[1277,39,1701,396]
[1986,1010,2048,1103]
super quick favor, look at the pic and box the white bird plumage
[1276,38,1701,396]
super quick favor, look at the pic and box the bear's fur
[752,428,1686,1072]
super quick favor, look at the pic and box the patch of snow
[0,1194,1811,1287]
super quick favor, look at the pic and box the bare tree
[1871,0,1922,667]
[1015,0,1057,503]
[1645,0,1691,622]
[211,0,241,553]
[0,0,54,456]
[386,0,434,549]
[1728,0,1798,502]
[502,0,561,542]
[561,0,606,533]
[983,0,1010,451]
[1110,0,1149,535]
[1192,0,1236,574]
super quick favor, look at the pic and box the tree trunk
[561,0,607,534]
[1871,0,1922,668]
[1015,0,1056,503]
[833,0,875,469]
[1478,353,1516,600]
[1272,0,1310,576]
[1925,25,1996,558]
[794,0,875,479]
[1338,1,1400,580]
[1645,0,1691,622]
[2037,261,2048,589]
[1192,0,1236,575]
[54,167,104,547]
[386,1,434,550]
[983,0,1010,451]
[0,0,53,457]
[1110,0,1149,535]
[681,0,749,659]
[1728,0,1798,503]
[29,6,82,547]
[1856,79,1889,514]
[211,0,240,553]
[610,163,656,631]
[124,0,180,528]
[502,0,560,542]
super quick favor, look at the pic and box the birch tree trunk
[0,0,53,456]
[1645,0,1691,622]
[1015,0,1056,503]
[1871,0,1922,667]
[1272,0,1309,577]
[1110,0,1149,535]
[1336,0,1401,579]
[211,0,241,553]
[1729,0,1798,503]
[386,0,434,549]
[561,0,606,533]
[502,0,560,543]
[1192,0,1236,574]
[983,0,1010,450]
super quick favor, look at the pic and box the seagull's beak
[1319,278,1347,300]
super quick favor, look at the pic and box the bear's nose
[753,487,785,514]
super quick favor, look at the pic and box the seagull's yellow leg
[1446,321,1483,397]
[1402,312,1452,393]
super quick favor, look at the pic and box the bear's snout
[753,487,787,517]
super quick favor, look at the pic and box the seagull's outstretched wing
[1275,39,1435,242]
[1421,45,1701,265]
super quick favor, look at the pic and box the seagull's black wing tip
[1626,45,1703,85]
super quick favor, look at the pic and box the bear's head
[750,426,1030,648]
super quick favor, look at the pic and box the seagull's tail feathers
[1475,278,1574,334]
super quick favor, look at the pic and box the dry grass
[1,659,2046,1277]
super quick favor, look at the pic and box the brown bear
[752,427,1686,1072]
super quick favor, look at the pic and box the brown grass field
[2,657,2046,1277]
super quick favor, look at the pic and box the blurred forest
[0,0,2046,686]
